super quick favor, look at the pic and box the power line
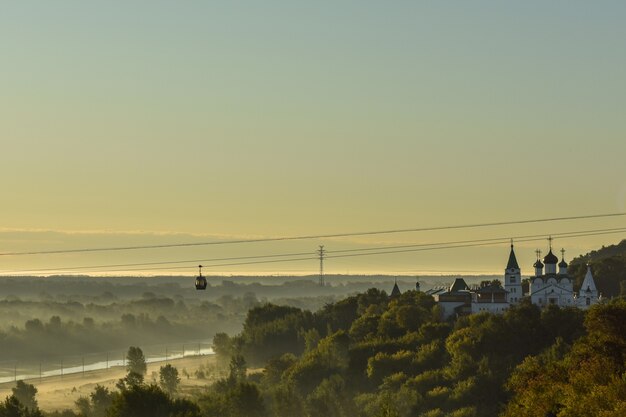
[325,229,626,261]
[325,227,626,254]
[10,256,319,274]
[4,227,624,275]
[1,251,315,274]
[0,212,624,257]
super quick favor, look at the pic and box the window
[510,277,516,283]
[586,298,591,306]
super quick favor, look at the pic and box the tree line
[2,283,626,415]
[207,289,596,416]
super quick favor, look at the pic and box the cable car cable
[0,212,624,257]
[4,227,624,275]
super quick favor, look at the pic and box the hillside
[568,239,626,297]
[204,290,626,417]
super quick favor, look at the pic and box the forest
[1,289,624,416]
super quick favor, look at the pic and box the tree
[271,385,305,417]
[159,364,180,395]
[106,385,171,417]
[212,333,233,358]
[74,397,90,416]
[0,395,43,417]
[126,346,147,376]
[11,381,37,410]
[229,355,247,383]
[90,385,113,417]
[226,382,266,417]
[116,372,144,391]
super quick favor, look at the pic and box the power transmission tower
[318,245,326,286]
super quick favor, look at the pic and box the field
[0,354,220,412]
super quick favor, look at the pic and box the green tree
[262,353,297,385]
[90,385,113,417]
[226,382,266,417]
[504,301,626,417]
[228,355,247,383]
[126,346,147,376]
[108,385,167,417]
[116,372,144,391]
[305,375,355,417]
[375,395,400,417]
[11,381,37,411]
[159,364,181,395]
[0,395,43,417]
[74,397,90,416]
[270,385,305,417]
[212,333,233,358]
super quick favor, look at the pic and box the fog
[0,274,494,377]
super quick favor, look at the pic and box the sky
[1,1,625,277]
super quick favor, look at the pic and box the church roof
[390,282,401,297]
[425,287,448,296]
[544,249,559,264]
[580,265,598,294]
[506,245,520,269]
[449,278,470,293]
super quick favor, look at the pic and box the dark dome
[559,259,568,268]
[543,249,558,264]
[533,259,544,268]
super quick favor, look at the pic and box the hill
[568,239,626,297]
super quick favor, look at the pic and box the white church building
[429,241,601,318]
[512,240,600,309]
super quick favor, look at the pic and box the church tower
[504,241,523,303]
[578,264,599,309]
[558,248,568,275]
[543,237,559,275]
[533,250,544,277]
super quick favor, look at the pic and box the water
[0,346,214,384]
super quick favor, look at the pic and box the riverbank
[0,354,221,412]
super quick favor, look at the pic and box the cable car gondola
[195,265,207,290]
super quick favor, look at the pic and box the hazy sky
[1,2,625,277]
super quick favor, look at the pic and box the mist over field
[0,274,494,363]
[0,274,494,364]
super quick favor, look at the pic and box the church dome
[559,259,568,268]
[533,259,544,268]
[543,249,558,264]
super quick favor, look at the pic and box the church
[506,239,600,310]
[427,241,601,319]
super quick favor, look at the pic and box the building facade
[528,244,576,308]
[424,242,601,319]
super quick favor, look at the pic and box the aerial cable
[4,227,624,275]
[0,212,624,257]
[325,230,626,261]
[5,251,315,273]
[325,227,626,254]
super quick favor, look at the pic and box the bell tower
[504,240,523,303]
